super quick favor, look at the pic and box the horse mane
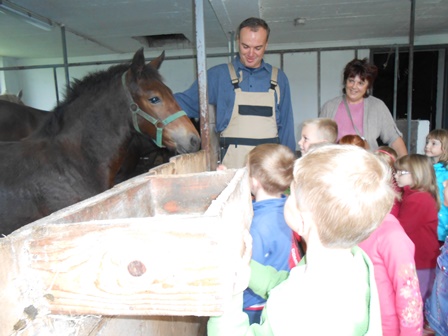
[38,57,164,137]
[61,63,130,107]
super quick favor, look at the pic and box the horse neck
[56,80,134,186]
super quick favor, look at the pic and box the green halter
[121,71,187,148]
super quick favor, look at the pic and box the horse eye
[149,97,161,104]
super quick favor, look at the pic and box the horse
[0,101,51,141]
[0,90,24,105]
[0,48,201,236]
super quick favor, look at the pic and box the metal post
[53,67,60,105]
[407,0,415,153]
[60,24,70,91]
[194,0,210,170]
[393,45,399,120]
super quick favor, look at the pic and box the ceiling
[1,0,448,60]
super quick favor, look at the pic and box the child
[375,146,401,217]
[243,143,300,324]
[358,214,423,334]
[338,134,369,149]
[425,129,448,242]
[394,154,440,306]
[297,118,338,155]
[208,144,395,335]
[425,179,448,335]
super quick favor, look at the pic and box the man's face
[237,26,268,69]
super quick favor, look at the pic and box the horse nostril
[191,135,201,151]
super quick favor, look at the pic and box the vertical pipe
[60,24,70,91]
[393,45,399,120]
[317,51,321,115]
[229,31,235,62]
[194,0,211,170]
[53,67,60,105]
[407,0,415,153]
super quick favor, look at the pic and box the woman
[320,58,407,157]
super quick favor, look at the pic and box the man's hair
[302,118,338,143]
[247,143,295,194]
[237,17,270,41]
[427,128,448,165]
[395,154,440,209]
[291,144,395,248]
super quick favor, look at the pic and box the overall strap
[228,63,240,90]
[270,66,280,104]
[228,63,280,102]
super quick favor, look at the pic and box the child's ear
[286,205,305,234]
[296,211,313,238]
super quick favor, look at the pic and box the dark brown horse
[0,90,24,105]
[0,101,50,140]
[0,49,200,235]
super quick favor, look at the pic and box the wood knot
[127,260,146,277]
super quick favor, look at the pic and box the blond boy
[298,118,338,155]
[208,145,395,335]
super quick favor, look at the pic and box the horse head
[0,90,25,105]
[122,49,200,154]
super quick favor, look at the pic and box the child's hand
[233,229,252,295]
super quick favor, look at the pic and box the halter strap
[121,71,187,148]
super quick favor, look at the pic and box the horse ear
[130,48,146,75]
[17,90,23,99]
[149,51,165,70]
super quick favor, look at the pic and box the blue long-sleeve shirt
[174,55,296,152]
[434,162,448,241]
[244,196,293,309]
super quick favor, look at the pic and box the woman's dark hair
[237,17,270,41]
[342,58,378,98]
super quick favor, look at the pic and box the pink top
[334,100,364,141]
[359,214,423,335]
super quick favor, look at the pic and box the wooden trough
[0,151,253,336]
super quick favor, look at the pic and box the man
[175,17,296,168]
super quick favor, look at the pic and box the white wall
[2,35,447,149]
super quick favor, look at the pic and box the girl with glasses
[394,154,440,333]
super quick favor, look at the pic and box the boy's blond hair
[427,129,448,164]
[247,143,295,194]
[302,118,338,143]
[291,144,395,248]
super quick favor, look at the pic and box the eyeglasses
[395,170,410,176]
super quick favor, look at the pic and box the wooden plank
[0,163,252,335]
[12,217,235,316]
[149,150,207,175]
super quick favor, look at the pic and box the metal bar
[194,0,211,171]
[407,0,415,152]
[53,67,60,105]
[317,50,321,115]
[60,25,70,91]
[393,45,399,120]
[1,43,447,72]
[436,49,445,129]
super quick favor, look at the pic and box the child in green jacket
[208,144,396,335]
